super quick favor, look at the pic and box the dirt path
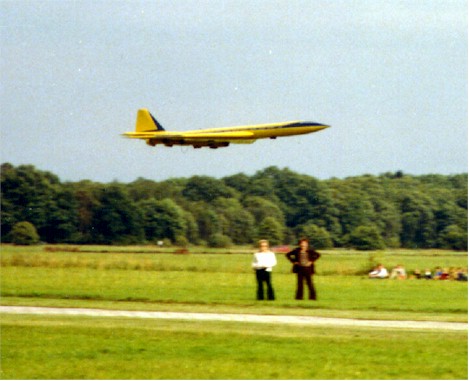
[1,306,466,331]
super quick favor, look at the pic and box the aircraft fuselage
[123,109,329,149]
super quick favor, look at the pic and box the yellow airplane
[123,109,329,149]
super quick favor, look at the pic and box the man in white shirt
[369,264,389,279]
[252,239,277,300]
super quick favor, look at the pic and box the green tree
[368,198,402,248]
[242,196,285,225]
[430,188,468,242]
[10,221,40,245]
[252,166,334,230]
[2,162,467,249]
[182,211,199,244]
[128,177,186,203]
[212,198,256,244]
[72,181,101,243]
[399,193,437,248]
[1,163,59,242]
[222,173,251,194]
[182,176,236,202]
[257,217,284,246]
[228,209,256,244]
[40,187,80,243]
[296,222,333,249]
[348,225,386,250]
[187,203,222,242]
[338,193,376,235]
[92,185,144,244]
[138,198,187,243]
[438,225,468,250]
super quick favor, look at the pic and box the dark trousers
[256,269,275,300]
[296,266,316,300]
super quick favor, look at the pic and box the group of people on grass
[368,263,468,281]
[251,238,320,301]
[252,239,467,301]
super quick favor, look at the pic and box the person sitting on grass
[424,269,433,280]
[368,264,389,279]
[456,268,468,281]
[434,267,443,280]
[450,267,459,281]
[390,264,407,280]
[412,269,422,279]
[439,268,450,280]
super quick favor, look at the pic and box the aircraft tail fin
[136,109,165,132]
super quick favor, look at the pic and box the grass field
[1,314,467,380]
[1,245,468,379]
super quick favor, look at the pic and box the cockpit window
[285,122,323,127]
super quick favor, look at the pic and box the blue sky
[1,0,467,182]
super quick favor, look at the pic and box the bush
[348,225,385,250]
[10,221,40,245]
[174,235,189,247]
[207,233,233,248]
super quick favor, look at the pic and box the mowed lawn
[1,314,467,380]
[1,245,468,379]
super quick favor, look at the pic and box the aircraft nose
[313,123,330,131]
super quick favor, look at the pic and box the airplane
[122,109,329,149]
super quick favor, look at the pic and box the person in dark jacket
[286,238,321,300]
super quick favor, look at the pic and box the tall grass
[1,245,467,276]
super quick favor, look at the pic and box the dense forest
[1,163,467,250]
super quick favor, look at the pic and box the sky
[1,0,467,183]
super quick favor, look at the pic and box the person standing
[286,238,321,300]
[252,239,277,300]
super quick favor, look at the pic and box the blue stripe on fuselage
[284,121,325,128]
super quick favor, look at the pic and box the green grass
[1,245,467,321]
[2,244,467,275]
[1,245,467,379]
[1,314,467,380]
[1,268,467,319]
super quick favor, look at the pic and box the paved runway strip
[1,306,466,331]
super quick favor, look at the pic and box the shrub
[10,221,40,245]
[174,235,189,247]
[207,233,233,248]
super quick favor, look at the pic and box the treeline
[1,163,467,250]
